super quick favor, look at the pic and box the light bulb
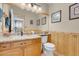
[38,7,42,11]
[36,7,42,13]
[26,3,32,11]
[31,5,37,12]
[28,3,31,8]
[33,5,37,10]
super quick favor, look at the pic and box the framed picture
[69,3,79,20]
[30,20,33,24]
[51,10,61,23]
[36,19,40,26]
[41,17,46,25]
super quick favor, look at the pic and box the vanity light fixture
[21,3,42,13]
[37,7,42,13]
[32,5,37,12]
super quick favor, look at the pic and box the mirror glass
[8,3,49,33]
[9,4,40,33]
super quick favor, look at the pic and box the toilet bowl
[41,35,55,56]
[43,43,55,56]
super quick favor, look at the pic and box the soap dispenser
[21,31,23,36]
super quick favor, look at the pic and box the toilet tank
[41,35,48,44]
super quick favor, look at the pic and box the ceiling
[8,3,49,16]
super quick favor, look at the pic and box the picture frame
[30,20,33,24]
[69,3,79,20]
[41,17,46,25]
[51,10,61,23]
[36,19,40,26]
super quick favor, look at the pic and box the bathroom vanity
[0,35,41,56]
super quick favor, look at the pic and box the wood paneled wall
[51,32,79,56]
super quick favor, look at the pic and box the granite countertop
[0,34,41,43]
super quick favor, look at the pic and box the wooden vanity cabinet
[0,38,41,56]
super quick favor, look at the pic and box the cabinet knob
[24,43,26,44]
[3,46,6,48]
[20,43,23,45]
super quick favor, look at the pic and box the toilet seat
[44,43,55,48]
[43,43,55,51]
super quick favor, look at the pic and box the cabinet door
[24,43,41,56]
[32,43,41,56]
[24,44,33,56]
[0,48,23,56]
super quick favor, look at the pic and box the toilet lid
[44,43,55,48]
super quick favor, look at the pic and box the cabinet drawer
[11,41,24,48]
[0,43,11,51]
[0,48,23,56]
[24,40,32,45]
[32,39,41,44]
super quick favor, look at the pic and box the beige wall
[38,3,79,33]
[2,3,79,33]
[48,3,79,33]
[36,15,49,31]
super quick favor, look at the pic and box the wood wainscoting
[51,32,79,56]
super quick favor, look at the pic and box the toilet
[41,35,55,56]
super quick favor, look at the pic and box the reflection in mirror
[14,17,24,33]
[5,13,10,32]
[2,4,13,34]
[8,3,49,34]
[0,4,3,32]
